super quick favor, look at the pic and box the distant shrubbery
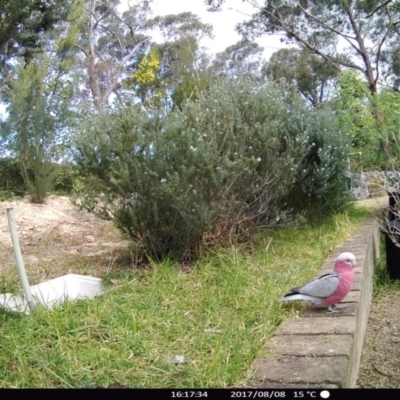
[54,164,79,194]
[0,158,26,200]
[336,70,400,169]
[75,78,353,261]
[0,158,78,200]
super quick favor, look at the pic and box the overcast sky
[123,0,288,58]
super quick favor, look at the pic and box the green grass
[0,206,371,388]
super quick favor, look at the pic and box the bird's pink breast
[322,270,354,306]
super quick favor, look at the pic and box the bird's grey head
[336,252,357,267]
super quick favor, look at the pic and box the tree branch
[374,7,394,86]
[74,43,88,57]
[98,23,124,60]
[274,7,365,73]
[319,80,325,104]
[121,37,150,66]
[245,0,366,73]
[342,0,376,89]
[367,0,393,18]
[85,0,114,30]
[296,2,367,61]
[101,37,150,105]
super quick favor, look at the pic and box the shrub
[336,70,400,169]
[54,164,79,194]
[75,78,352,261]
[0,158,26,200]
[284,106,353,216]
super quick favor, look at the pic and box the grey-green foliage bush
[75,78,352,261]
[284,106,353,216]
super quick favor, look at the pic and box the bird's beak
[352,260,357,267]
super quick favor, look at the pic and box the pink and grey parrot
[279,252,356,313]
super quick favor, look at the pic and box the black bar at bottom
[0,388,399,398]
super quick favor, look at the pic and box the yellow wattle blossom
[124,46,161,88]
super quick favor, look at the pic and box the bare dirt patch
[356,194,400,388]
[357,288,400,388]
[0,195,131,290]
[356,195,400,387]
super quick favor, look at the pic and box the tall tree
[74,0,152,113]
[213,39,264,79]
[2,54,75,202]
[123,12,214,109]
[335,69,400,166]
[0,0,73,100]
[1,2,80,202]
[0,0,72,63]
[266,48,340,107]
[205,0,400,94]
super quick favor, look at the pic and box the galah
[278,252,356,313]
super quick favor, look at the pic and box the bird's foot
[332,304,346,310]
[326,306,343,314]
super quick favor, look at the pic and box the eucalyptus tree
[266,48,340,107]
[205,0,400,94]
[212,39,264,80]
[75,0,152,113]
[149,12,214,108]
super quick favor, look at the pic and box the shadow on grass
[0,307,25,321]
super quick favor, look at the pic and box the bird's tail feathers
[278,293,320,303]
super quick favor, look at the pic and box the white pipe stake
[6,208,36,312]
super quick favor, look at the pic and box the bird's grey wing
[296,272,340,298]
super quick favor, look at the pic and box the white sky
[124,0,288,58]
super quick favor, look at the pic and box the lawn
[0,205,372,388]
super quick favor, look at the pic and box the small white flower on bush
[161,178,166,183]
